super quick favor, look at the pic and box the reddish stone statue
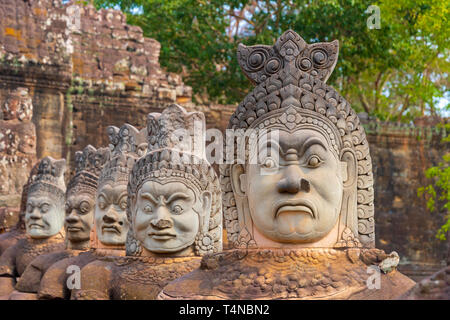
[159,30,416,300]
[71,104,222,300]
[0,156,66,298]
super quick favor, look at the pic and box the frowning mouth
[274,199,316,219]
[148,232,176,240]
[67,226,83,232]
[102,225,120,234]
[28,223,44,229]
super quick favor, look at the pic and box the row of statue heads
[21,30,374,257]
[21,111,220,258]
[2,30,412,301]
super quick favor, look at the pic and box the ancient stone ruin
[0,0,448,301]
[159,30,415,300]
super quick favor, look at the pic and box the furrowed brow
[166,192,190,204]
[140,192,158,204]
[299,137,327,157]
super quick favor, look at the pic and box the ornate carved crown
[129,104,209,193]
[28,156,66,200]
[98,124,147,189]
[223,30,375,248]
[147,103,206,157]
[127,104,222,256]
[238,29,339,85]
[67,145,110,196]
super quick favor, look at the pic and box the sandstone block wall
[364,122,449,280]
[0,86,36,221]
[0,0,192,175]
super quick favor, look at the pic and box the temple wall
[0,86,36,232]
[0,0,192,176]
[0,0,448,280]
[364,122,449,280]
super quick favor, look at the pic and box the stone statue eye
[262,157,277,169]
[119,198,127,210]
[97,195,107,210]
[27,204,33,213]
[65,203,72,214]
[40,203,50,213]
[172,205,183,215]
[143,205,153,213]
[307,155,322,167]
[79,201,90,214]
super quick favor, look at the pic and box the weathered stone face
[133,180,201,254]
[0,87,32,121]
[223,30,366,249]
[23,156,66,239]
[241,128,345,244]
[95,182,129,246]
[25,193,64,238]
[127,104,222,257]
[65,192,95,243]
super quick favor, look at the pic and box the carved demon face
[234,128,348,243]
[25,192,64,238]
[132,180,210,254]
[65,192,95,244]
[95,183,130,245]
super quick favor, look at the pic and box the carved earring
[126,229,142,256]
[194,232,214,255]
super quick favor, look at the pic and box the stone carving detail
[65,145,110,250]
[159,247,415,300]
[93,124,146,249]
[0,87,33,122]
[25,156,67,239]
[222,30,374,247]
[0,86,36,224]
[0,156,67,297]
[238,30,339,85]
[69,104,219,300]
[127,104,222,256]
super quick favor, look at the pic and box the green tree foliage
[93,0,449,121]
[417,122,450,241]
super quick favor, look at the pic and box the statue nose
[151,206,173,229]
[103,209,118,223]
[29,207,41,219]
[151,219,173,229]
[277,166,310,194]
[65,210,79,223]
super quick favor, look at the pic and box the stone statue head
[94,124,147,247]
[25,156,66,239]
[222,30,374,249]
[127,104,222,257]
[65,145,109,250]
[0,87,33,121]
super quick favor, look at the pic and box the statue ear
[201,190,212,215]
[231,164,247,196]
[339,148,359,238]
[200,190,212,233]
[340,148,357,187]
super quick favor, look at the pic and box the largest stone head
[223,30,374,249]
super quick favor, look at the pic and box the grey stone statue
[10,145,109,299]
[36,124,146,300]
[0,156,66,298]
[71,104,222,300]
[159,30,416,300]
